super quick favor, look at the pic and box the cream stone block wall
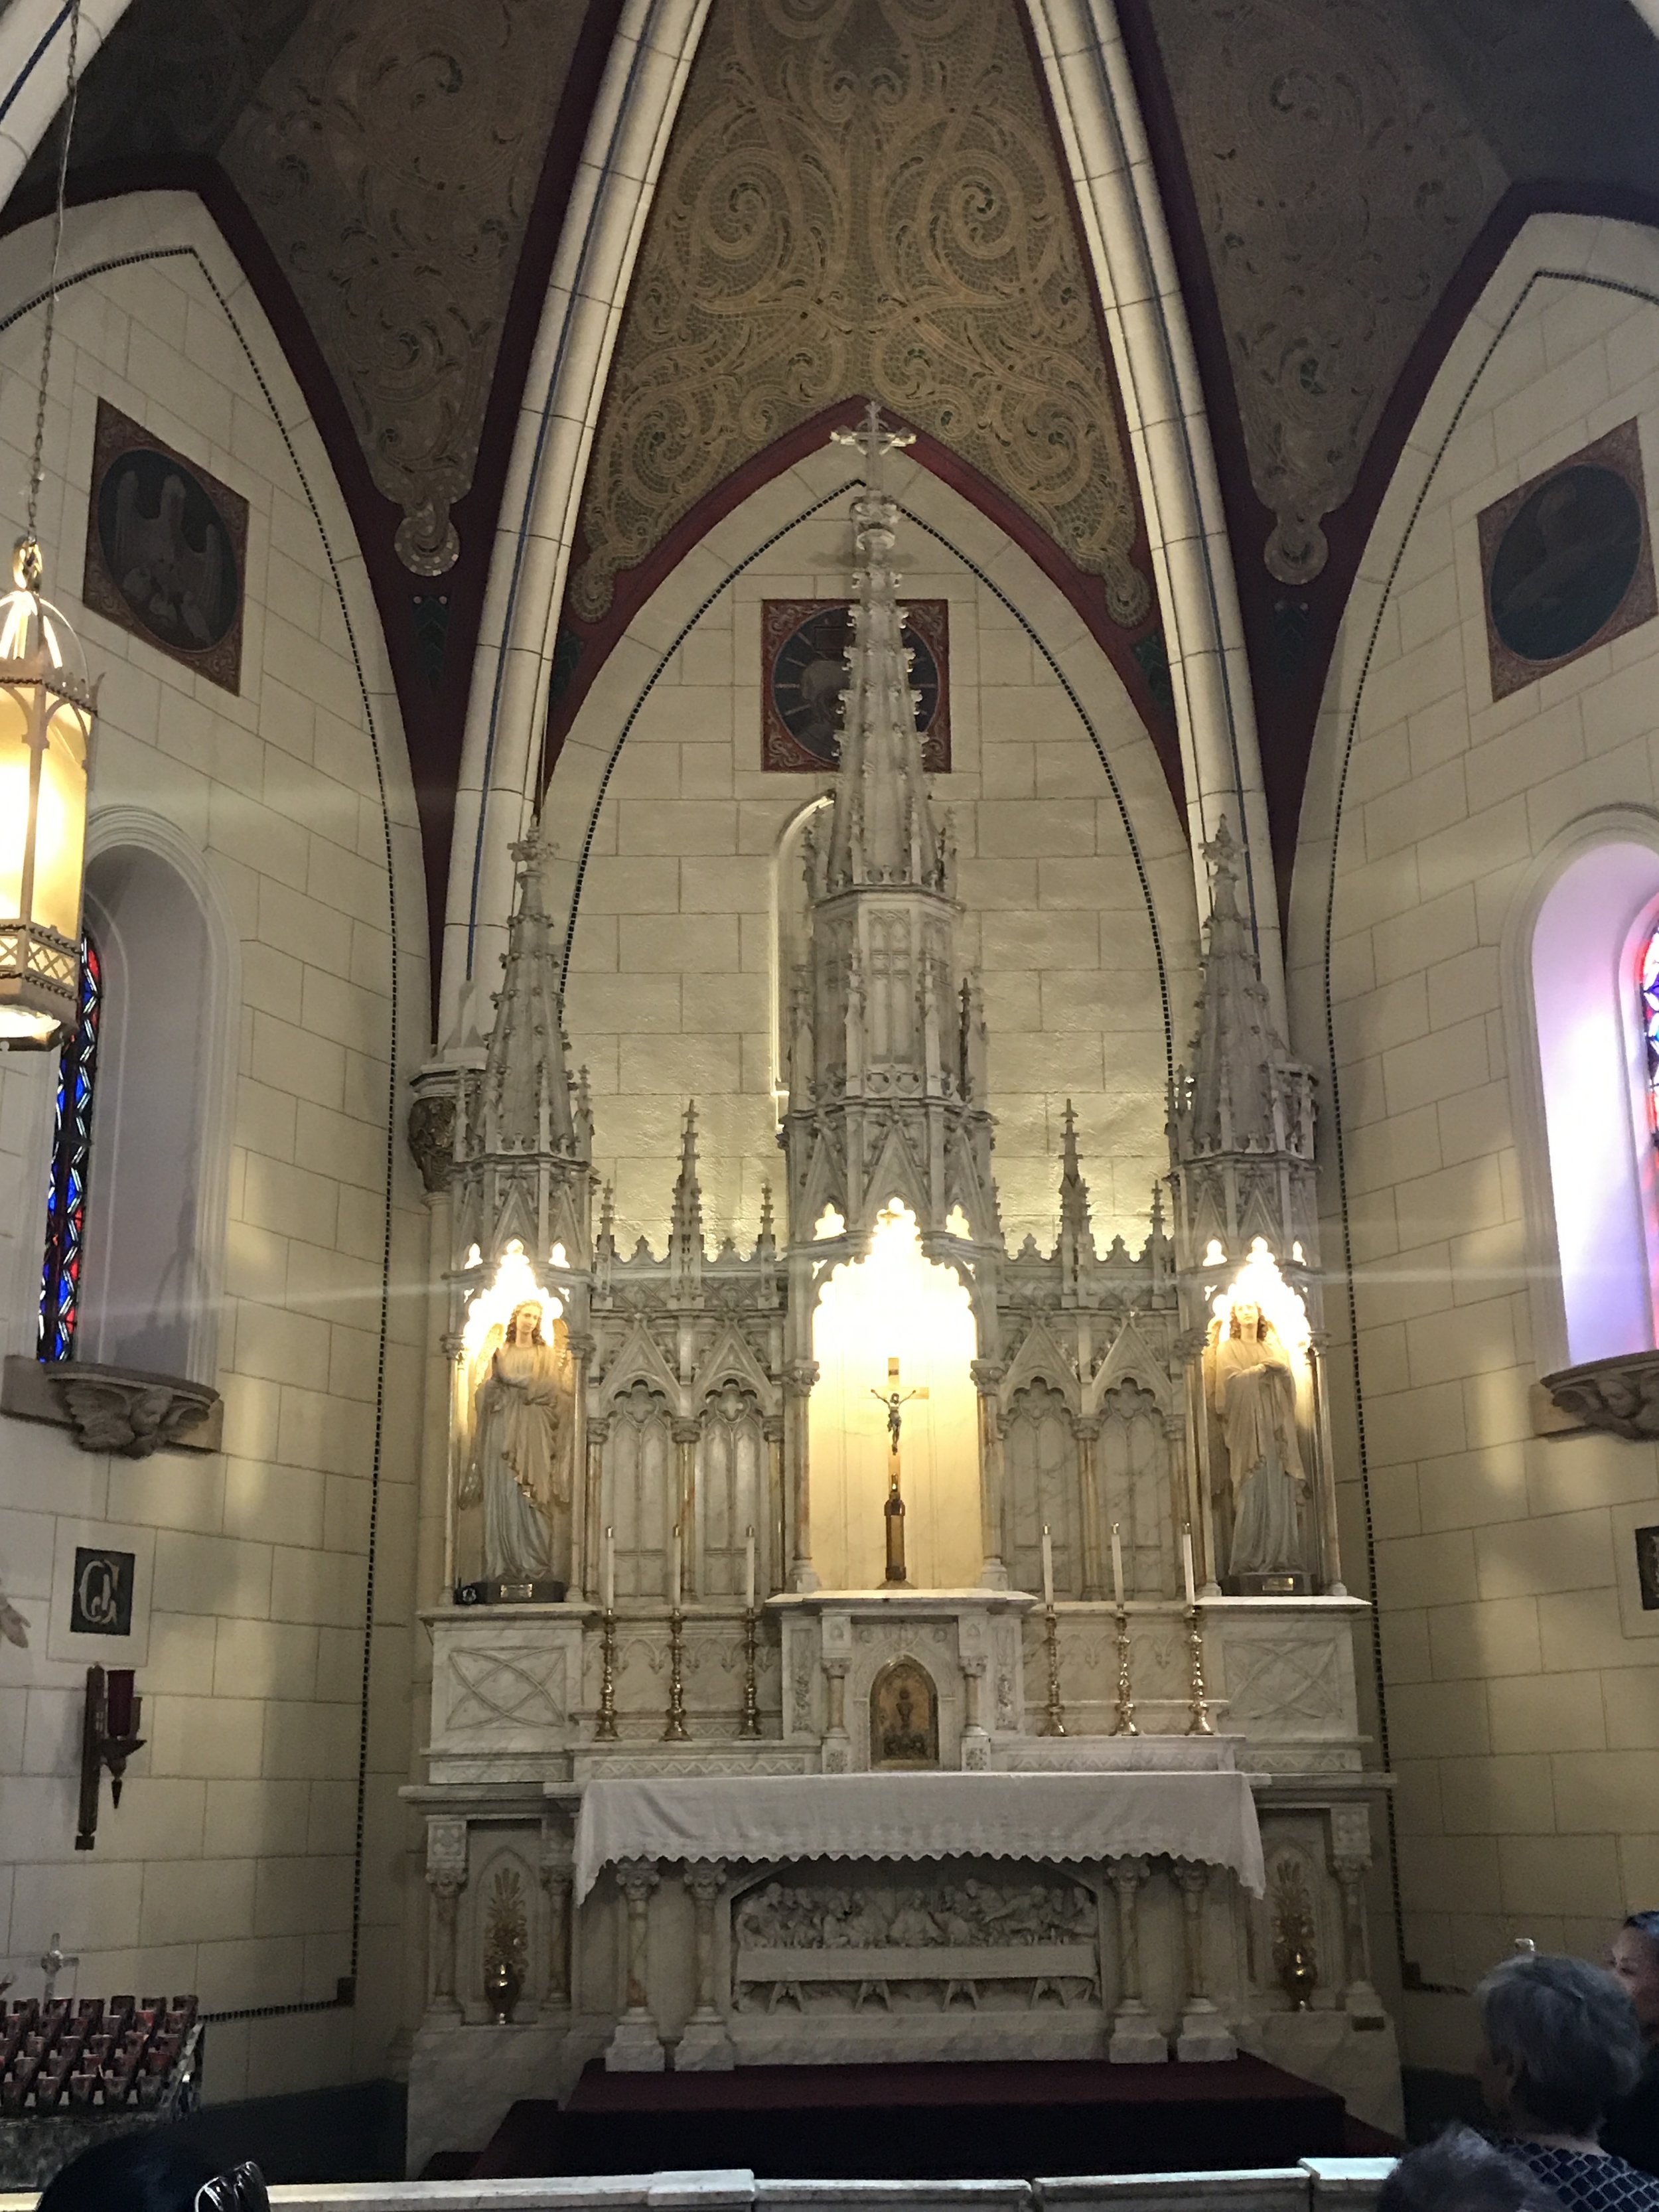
[541,445,1197,1259]
[1292,214,1659,2071]
[0,195,427,2102]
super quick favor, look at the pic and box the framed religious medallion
[1478,419,1655,701]
[82,398,249,694]
[762,597,950,771]
[869,1655,940,1769]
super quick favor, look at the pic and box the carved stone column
[1074,1414,1104,1598]
[762,1414,785,1595]
[1309,1339,1347,1594]
[784,1361,818,1592]
[1330,1806,1385,2023]
[672,1417,701,1599]
[822,1660,850,1774]
[539,1823,573,2016]
[960,1658,989,1771]
[605,1858,665,2071]
[972,1360,1009,1591]
[676,1860,736,2071]
[425,1817,468,2017]
[1106,1855,1167,2063]
[1174,1860,1236,2061]
[582,1416,609,1601]
[567,1331,593,1596]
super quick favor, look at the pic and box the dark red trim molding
[3,0,623,1029]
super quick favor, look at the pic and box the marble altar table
[573,1771,1267,1905]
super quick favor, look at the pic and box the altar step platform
[451,2055,1400,2182]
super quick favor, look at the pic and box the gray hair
[1476,1952,1643,2132]
[1378,2126,1566,2212]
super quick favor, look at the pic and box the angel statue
[459,1298,573,1587]
[1205,1299,1306,1581]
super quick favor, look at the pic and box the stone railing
[2,2160,1397,2212]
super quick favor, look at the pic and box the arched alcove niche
[77,812,238,1382]
[541,440,1199,1260]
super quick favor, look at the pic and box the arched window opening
[37,933,102,1361]
[1527,837,1659,1366]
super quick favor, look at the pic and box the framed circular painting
[82,398,248,694]
[762,597,950,772]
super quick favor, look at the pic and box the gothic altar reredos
[401,421,1398,2175]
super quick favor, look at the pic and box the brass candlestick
[1041,1603,1067,1736]
[663,1607,690,1741]
[739,1605,761,1738]
[1111,1605,1139,1736]
[595,1607,618,1741]
[1185,1603,1216,1735]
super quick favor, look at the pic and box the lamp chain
[23,0,84,567]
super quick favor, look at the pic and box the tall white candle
[745,1524,757,1613]
[671,1522,682,1610]
[1041,1524,1054,1608]
[603,1523,614,1613]
[1182,1524,1196,1609]
[1110,1522,1124,1606]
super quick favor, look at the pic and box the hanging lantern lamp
[0,0,98,1051]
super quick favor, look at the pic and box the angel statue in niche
[460,1296,574,1589]
[1205,1295,1307,1587]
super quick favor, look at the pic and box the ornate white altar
[400,420,1398,2177]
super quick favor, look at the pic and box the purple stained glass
[38,934,102,1362]
[1645,924,1659,1142]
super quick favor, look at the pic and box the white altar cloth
[572,1771,1265,1903]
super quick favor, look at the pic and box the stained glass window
[38,934,102,1362]
[1644,923,1659,1145]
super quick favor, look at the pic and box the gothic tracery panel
[1006,1382,1080,1599]
[607,1381,674,1599]
[1096,1380,1175,1599]
[697,1382,766,1599]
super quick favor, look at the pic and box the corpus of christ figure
[871,1356,927,1585]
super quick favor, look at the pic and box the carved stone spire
[480,824,583,1157]
[1056,1100,1096,1301]
[821,402,945,895]
[669,1100,704,1289]
[452,817,593,1270]
[783,408,992,1252]
[1182,818,1283,1153]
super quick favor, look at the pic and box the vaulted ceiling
[13,0,1659,979]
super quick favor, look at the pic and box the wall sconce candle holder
[76,1663,143,1850]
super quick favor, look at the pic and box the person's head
[1377,2126,1567,2212]
[507,1300,543,1346]
[1611,1913,1659,2039]
[36,2134,264,2212]
[1476,1951,1644,2136]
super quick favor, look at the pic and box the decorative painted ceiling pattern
[1150,0,1504,583]
[221,0,587,573]
[569,0,1149,628]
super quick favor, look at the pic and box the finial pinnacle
[830,399,915,496]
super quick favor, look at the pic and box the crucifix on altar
[871,1357,928,1585]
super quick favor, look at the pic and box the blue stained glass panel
[38,935,102,1362]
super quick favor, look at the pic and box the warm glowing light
[1292,1241,1305,1263]
[944,1204,971,1238]
[1204,1238,1227,1266]
[814,1205,845,1239]
[0,552,96,1049]
[549,1241,569,1268]
[1211,1236,1309,1359]
[463,1238,564,1364]
[809,1199,980,1588]
[464,1242,482,1269]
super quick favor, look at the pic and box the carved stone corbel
[1542,1351,1659,1440]
[3,1355,220,1457]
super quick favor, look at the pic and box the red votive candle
[105,1670,135,1736]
